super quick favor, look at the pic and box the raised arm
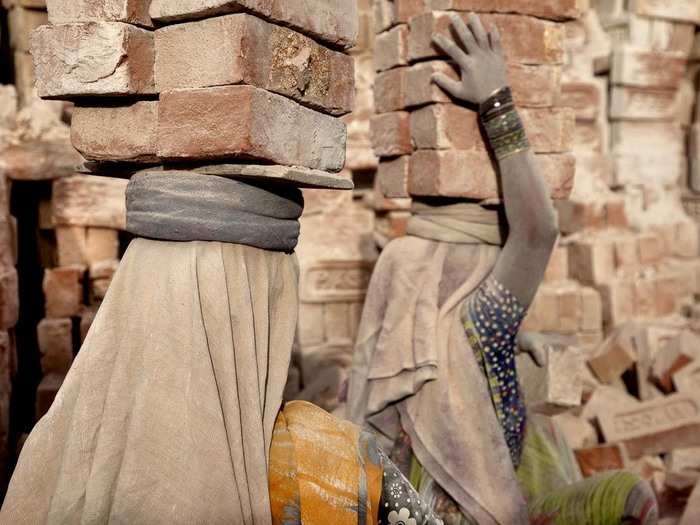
[432,13,558,307]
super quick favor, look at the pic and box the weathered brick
[610,86,682,120]
[599,279,636,326]
[89,259,119,303]
[631,0,700,24]
[598,394,700,459]
[43,266,84,319]
[374,24,409,72]
[428,0,580,21]
[588,336,637,384]
[31,22,155,98]
[612,153,685,187]
[627,14,696,55]
[558,80,602,121]
[377,156,410,198]
[574,445,628,478]
[555,200,606,235]
[149,0,358,48]
[36,373,65,420]
[71,101,158,163]
[543,245,569,283]
[569,237,616,285]
[410,104,574,153]
[370,111,411,158]
[612,121,685,157]
[0,268,18,330]
[611,45,687,89]
[8,6,48,52]
[409,12,564,64]
[86,228,119,264]
[47,0,152,26]
[408,150,574,199]
[37,318,73,374]
[154,14,354,116]
[580,287,603,332]
[52,175,128,230]
[157,85,346,172]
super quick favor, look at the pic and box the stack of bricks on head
[29,0,357,417]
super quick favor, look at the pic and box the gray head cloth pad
[126,172,304,252]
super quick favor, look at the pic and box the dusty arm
[432,13,558,307]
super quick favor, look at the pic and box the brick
[588,338,637,384]
[555,200,606,235]
[675,221,699,259]
[633,278,656,318]
[599,279,635,326]
[543,245,569,283]
[581,384,640,423]
[605,200,628,229]
[31,22,155,98]
[377,156,410,198]
[154,14,354,116]
[89,259,119,303]
[609,86,682,120]
[574,445,628,478]
[370,111,411,158]
[0,268,18,330]
[572,121,603,154]
[408,150,574,199]
[612,121,685,158]
[674,361,700,394]
[8,6,48,52]
[598,394,700,459]
[612,153,685,187]
[36,373,65,421]
[580,287,603,332]
[47,0,152,26]
[43,266,84,319]
[652,330,699,392]
[86,228,119,264]
[558,80,602,121]
[374,24,409,72]
[631,0,700,24]
[637,233,663,265]
[52,175,127,229]
[80,307,97,343]
[71,101,158,163]
[150,0,358,48]
[428,0,580,21]
[411,104,574,153]
[614,235,639,270]
[373,0,395,33]
[55,226,87,267]
[552,413,598,450]
[409,12,564,64]
[627,14,696,55]
[37,318,73,374]
[569,237,616,285]
[611,45,687,89]
[0,142,82,182]
[157,85,346,171]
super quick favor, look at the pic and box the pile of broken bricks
[28,0,359,414]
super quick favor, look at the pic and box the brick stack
[29,0,358,413]
[369,1,579,245]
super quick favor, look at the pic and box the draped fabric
[1,239,299,524]
[406,202,504,246]
[346,236,529,525]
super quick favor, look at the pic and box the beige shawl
[1,238,299,524]
[347,206,528,524]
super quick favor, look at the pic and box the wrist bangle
[479,87,531,160]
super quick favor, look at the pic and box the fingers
[432,34,470,68]
[448,13,478,55]
[467,12,488,49]
[431,73,462,98]
[489,24,503,54]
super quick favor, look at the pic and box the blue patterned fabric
[463,277,527,467]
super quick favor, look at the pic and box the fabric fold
[406,202,504,246]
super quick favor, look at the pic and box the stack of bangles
[479,86,531,160]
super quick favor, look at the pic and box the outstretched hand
[431,13,508,105]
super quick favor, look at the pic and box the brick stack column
[30,0,358,411]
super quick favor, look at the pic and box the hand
[431,13,508,105]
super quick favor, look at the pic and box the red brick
[37,318,73,374]
[408,150,574,200]
[55,226,87,267]
[555,200,606,235]
[605,200,628,229]
[612,153,686,187]
[157,85,346,172]
[0,267,18,330]
[675,221,699,258]
[43,266,84,319]
[558,80,602,121]
[52,175,127,230]
[610,86,682,120]
[632,0,700,24]
[377,156,410,198]
[86,228,119,264]
[149,0,359,49]
[612,121,685,158]
[374,24,409,72]
[613,235,639,270]
[558,287,583,332]
[409,12,564,64]
[373,0,395,33]
[612,45,687,89]
[634,277,656,318]
[575,445,628,478]
[588,336,637,383]
[600,279,636,326]
[410,104,574,153]
[31,22,155,98]
[654,273,679,317]
[580,287,603,332]
[375,210,410,241]
[543,245,569,283]
[637,233,664,266]
[428,0,580,21]
[71,101,158,163]
[89,259,119,303]
[47,0,152,26]
[370,111,412,158]
[394,0,429,22]
[569,237,616,285]
[154,14,354,115]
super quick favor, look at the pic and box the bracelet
[479,87,530,160]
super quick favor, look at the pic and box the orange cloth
[270,401,383,525]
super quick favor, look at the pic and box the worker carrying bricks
[0,1,446,524]
[348,12,656,525]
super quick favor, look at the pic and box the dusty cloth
[126,172,304,252]
[1,238,299,524]
[269,400,384,524]
[346,235,529,525]
[406,202,504,246]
